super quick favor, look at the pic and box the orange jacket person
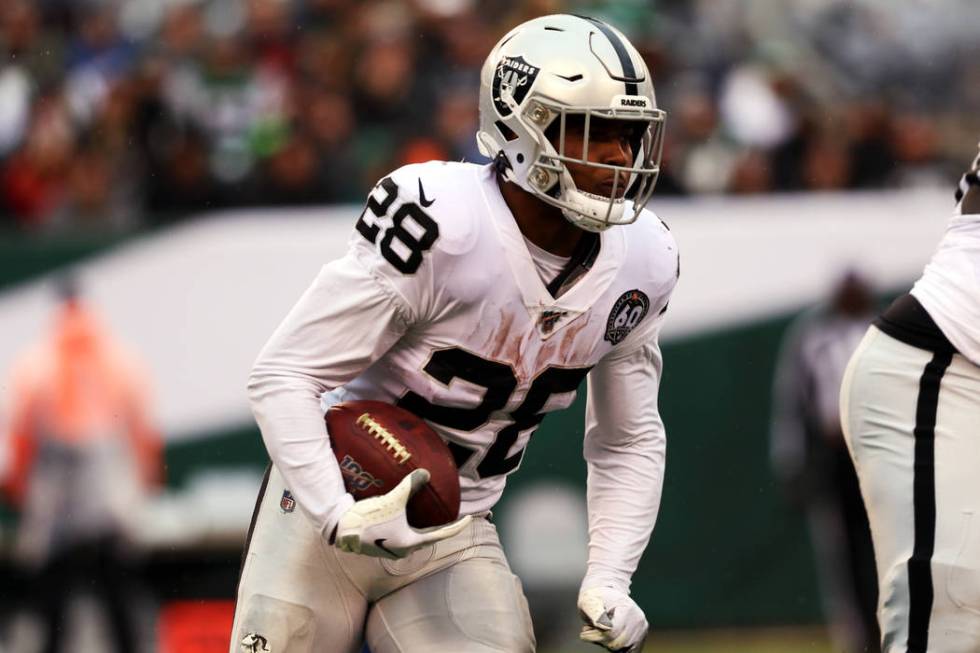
[0,280,160,653]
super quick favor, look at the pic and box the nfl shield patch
[538,309,567,335]
[279,490,295,513]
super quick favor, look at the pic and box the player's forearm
[245,255,413,536]
[248,369,354,537]
[583,425,665,592]
[583,337,666,592]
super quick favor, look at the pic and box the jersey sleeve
[607,216,678,356]
[346,170,444,321]
[581,224,678,593]
[581,313,667,593]
[248,172,440,541]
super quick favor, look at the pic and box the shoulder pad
[383,161,484,257]
[620,207,679,285]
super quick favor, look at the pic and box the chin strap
[492,150,512,176]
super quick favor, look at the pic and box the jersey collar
[476,165,626,338]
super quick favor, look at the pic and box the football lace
[356,413,412,464]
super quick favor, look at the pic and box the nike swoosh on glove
[335,468,471,559]
[578,586,649,653]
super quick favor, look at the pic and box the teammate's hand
[578,586,649,653]
[334,468,472,559]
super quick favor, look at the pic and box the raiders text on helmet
[477,14,666,232]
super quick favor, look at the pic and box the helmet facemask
[499,91,666,232]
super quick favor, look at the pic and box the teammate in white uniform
[840,146,980,653]
[233,14,676,653]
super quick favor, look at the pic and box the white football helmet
[477,14,666,232]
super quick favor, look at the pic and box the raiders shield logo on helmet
[492,56,540,117]
[605,290,650,344]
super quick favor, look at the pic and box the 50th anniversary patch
[605,289,650,344]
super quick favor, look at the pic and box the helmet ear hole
[495,120,519,142]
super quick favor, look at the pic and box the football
[325,400,461,528]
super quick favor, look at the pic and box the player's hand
[578,586,649,653]
[334,468,472,559]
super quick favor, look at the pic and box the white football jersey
[911,205,980,366]
[249,160,678,590]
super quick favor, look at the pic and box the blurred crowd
[1,0,978,234]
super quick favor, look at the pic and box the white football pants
[841,326,980,653]
[229,465,536,653]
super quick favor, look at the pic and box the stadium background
[0,0,978,651]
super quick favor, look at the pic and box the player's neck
[963,186,980,215]
[497,177,584,257]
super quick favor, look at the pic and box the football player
[233,14,677,653]
[840,145,980,652]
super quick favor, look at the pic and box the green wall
[0,230,126,291]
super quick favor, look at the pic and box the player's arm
[577,320,665,652]
[247,253,412,541]
[248,167,462,555]
[578,238,678,652]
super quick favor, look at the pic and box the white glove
[334,468,472,559]
[578,586,649,653]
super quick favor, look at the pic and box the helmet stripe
[576,15,639,95]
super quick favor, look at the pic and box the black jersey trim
[906,350,952,653]
[546,231,600,298]
[875,294,957,356]
[576,15,639,95]
[234,463,271,598]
